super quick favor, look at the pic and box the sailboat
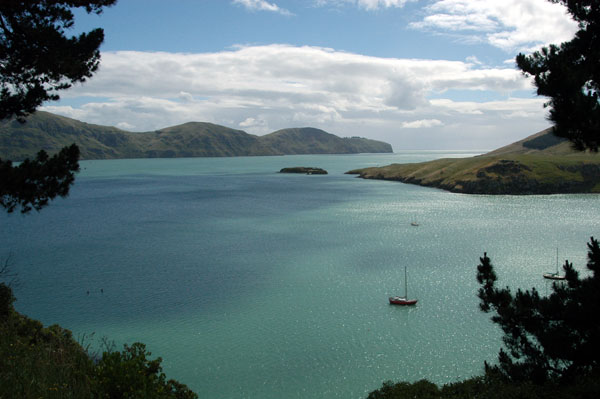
[543,248,566,280]
[389,266,418,306]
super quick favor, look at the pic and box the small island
[279,167,328,175]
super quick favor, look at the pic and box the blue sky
[44,0,579,150]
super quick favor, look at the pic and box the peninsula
[347,128,600,195]
[0,112,392,160]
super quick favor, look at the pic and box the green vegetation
[367,237,600,399]
[0,0,118,214]
[522,132,567,150]
[0,1,117,121]
[477,238,600,383]
[367,373,600,399]
[348,129,600,194]
[261,127,392,154]
[0,112,393,161]
[0,284,197,398]
[279,166,328,174]
[516,0,599,152]
[0,144,80,213]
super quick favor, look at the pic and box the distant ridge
[261,127,392,155]
[348,129,600,195]
[0,111,392,160]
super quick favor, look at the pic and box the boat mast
[404,265,408,299]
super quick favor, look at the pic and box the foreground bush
[0,283,197,399]
[367,372,600,399]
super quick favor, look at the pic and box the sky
[41,0,579,150]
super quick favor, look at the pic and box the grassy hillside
[141,122,280,157]
[485,127,574,156]
[348,129,600,194]
[260,128,392,154]
[0,111,144,160]
[0,112,392,160]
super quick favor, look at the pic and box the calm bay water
[2,152,599,398]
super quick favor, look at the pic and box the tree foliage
[1,286,198,398]
[0,1,116,213]
[0,0,117,121]
[477,237,600,383]
[366,372,600,399]
[96,342,198,399]
[0,143,79,213]
[516,0,600,151]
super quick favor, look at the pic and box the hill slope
[0,111,143,160]
[0,112,392,160]
[348,129,600,195]
[140,122,280,158]
[260,127,392,154]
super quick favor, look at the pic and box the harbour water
[2,152,599,398]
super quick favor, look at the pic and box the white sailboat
[543,248,566,280]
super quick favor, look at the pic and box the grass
[0,311,96,398]
[349,153,600,194]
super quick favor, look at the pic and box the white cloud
[315,0,414,10]
[46,45,549,150]
[355,0,413,9]
[116,121,135,130]
[232,0,293,15]
[401,119,443,129]
[410,0,578,52]
[178,91,194,102]
[239,116,268,129]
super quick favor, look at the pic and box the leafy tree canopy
[96,342,198,399]
[0,1,116,213]
[0,143,79,213]
[0,0,117,121]
[516,0,600,151]
[477,237,600,383]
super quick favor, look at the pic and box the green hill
[0,112,392,160]
[260,127,392,154]
[347,129,600,195]
[0,111,144,160]
[139,122,280,158]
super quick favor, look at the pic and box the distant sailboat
[543,248,566,280]
[389,266,418,306]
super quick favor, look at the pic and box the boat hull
[543,273,566,280]
[389,296,418,306]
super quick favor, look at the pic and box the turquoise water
[2,152,599,398]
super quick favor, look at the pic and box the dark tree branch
[477,237,600,383]
[0,0,117,121]
[0,143,80,213]
[516,0,600,152]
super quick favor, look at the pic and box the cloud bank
[44,44,549,150]
[411,0,578,52]
[318,0,577,52]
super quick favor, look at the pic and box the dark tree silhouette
[0,0,116,213]
[0,143,79,213]
[0,0,117,121]
[516,0,600,151]
[477,237,600,383]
